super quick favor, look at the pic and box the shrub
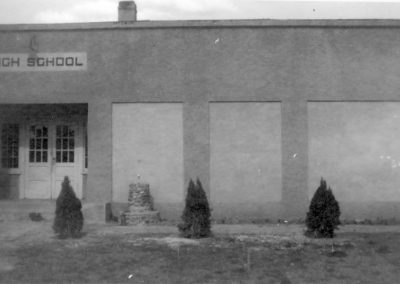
[306,178,341,238]
[178,178,211,238]
[53,176,84,238]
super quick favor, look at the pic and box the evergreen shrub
[53,176,84,238]
[178,178,211,238]
[306,178,341,238]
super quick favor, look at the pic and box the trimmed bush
[178,178,211,238]
[306,178,341,238]
[53,176,84,238]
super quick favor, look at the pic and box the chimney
[118,1,137,21]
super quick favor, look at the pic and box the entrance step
[0,200,56,222]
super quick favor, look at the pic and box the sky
[2,0,400,24]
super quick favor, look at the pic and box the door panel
[25,125,51,198]
[25,123,83,199]
[52,124,81,199]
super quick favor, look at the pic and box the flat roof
[2,19,400,31]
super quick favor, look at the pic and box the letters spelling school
[0,53,86,71]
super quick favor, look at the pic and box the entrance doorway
[25,122,84,199]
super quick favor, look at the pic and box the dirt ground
[2,220,399,248]
[1,221,400,283]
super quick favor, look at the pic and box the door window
[29,125,48,163]
[56,125,75,163]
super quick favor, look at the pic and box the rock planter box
[120,183,161,225]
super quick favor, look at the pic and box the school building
[1,1,400,222]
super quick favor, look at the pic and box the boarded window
[210,102,282,203]
[309,102,400,202]
[112,103,183,203]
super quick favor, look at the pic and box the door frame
[22,119,84,199]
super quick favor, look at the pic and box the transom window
[1,124,19,168]
[56,125,75,163]
[29,125,48,163]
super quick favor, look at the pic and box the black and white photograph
[1,0,400,283]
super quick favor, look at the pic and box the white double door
[24,122,83,199]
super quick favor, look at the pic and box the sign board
[0,53,87,72]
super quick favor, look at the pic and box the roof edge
[2,19,400,31]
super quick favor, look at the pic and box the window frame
[1,123,20,170]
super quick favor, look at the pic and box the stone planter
[120,183,161,225]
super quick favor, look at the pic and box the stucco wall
[2,21,400,221]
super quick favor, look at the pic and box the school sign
[0,53,87,72]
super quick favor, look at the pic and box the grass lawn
[1,222,400,283]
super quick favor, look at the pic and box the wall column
[85,100,112,222]
[281,99,309,219]
[183,99,210,197]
